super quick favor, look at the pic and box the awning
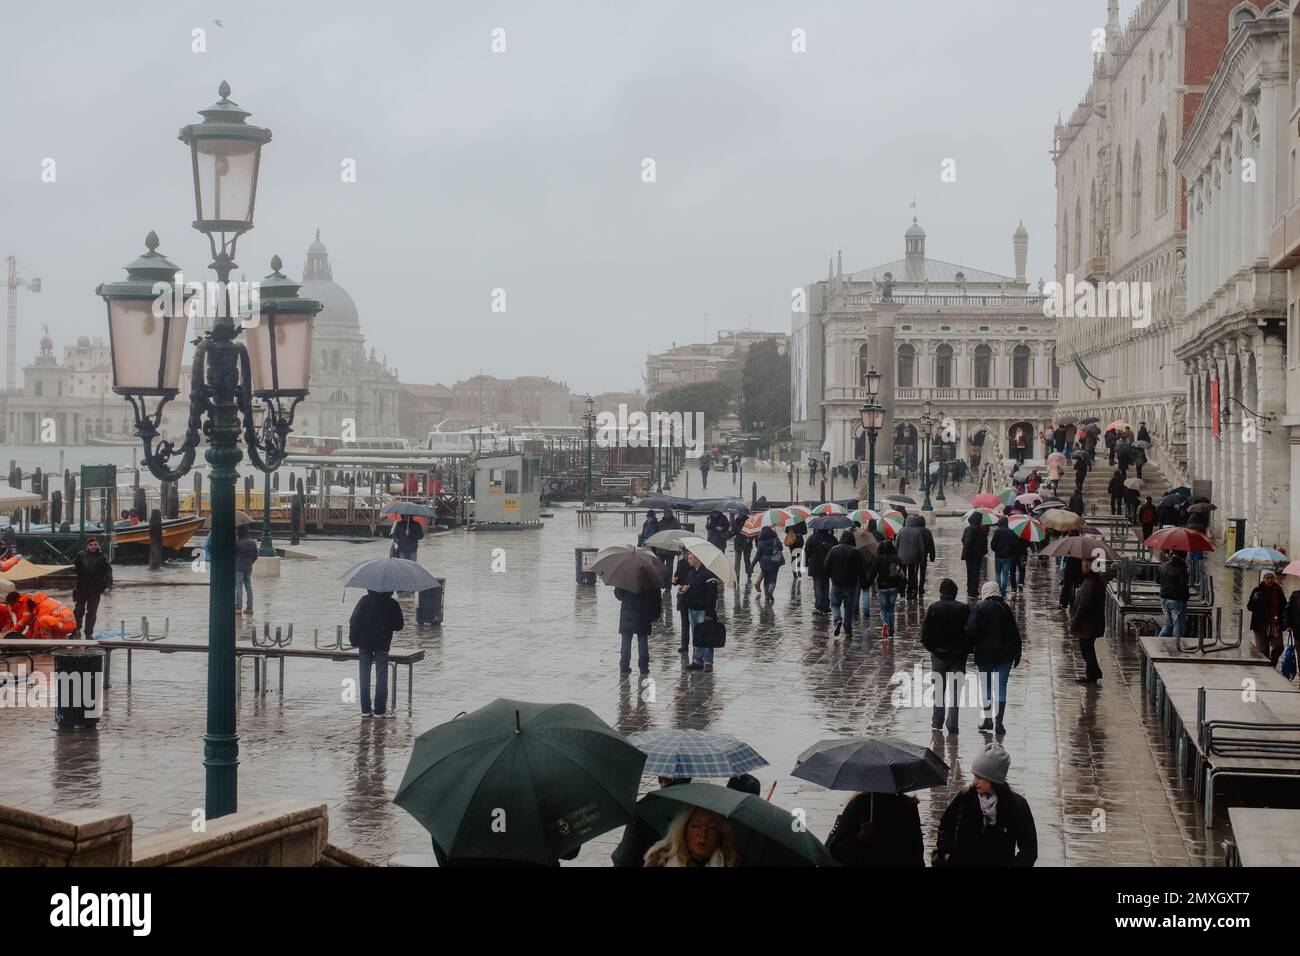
[0,485,40,509]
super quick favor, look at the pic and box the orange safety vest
[0,555,20,573]
[2,595,34,635]
[26,592,77,638]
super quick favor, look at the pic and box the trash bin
[52,648,105,731]
[575,547,599,584]
[416,578,447,625]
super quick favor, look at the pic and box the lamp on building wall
[96,83,319,822]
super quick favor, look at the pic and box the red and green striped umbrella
[811,502,846,515]
[785,504,813,522]
[1007,514,1046,543]
[961,507,1000,527]
[742,508,792,537]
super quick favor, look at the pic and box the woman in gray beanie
[964,581,1022,734]
[935,743,1037,867]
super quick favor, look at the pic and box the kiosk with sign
[470,453,542,529]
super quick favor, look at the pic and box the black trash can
[52,648,105,731]
[417,578,447,625]
[575,547,599,584]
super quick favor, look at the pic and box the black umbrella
[883,494,917,506]
[1081,423,1101,434]
[1080,416,1100,425]
[591,546,669,591]
[1169,486,1192,498]
[1157,493,1186,508]
[809,514,854,530]
[1187,501,1216,513]
[792,737,948,794]
[1071,450,1089,460]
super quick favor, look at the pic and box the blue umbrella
[628,729,768,778]
[809,514,854,530]
[340,557,440,592]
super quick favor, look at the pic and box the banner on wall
[1210,378,1220,439]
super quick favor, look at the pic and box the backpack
[1282,631,1297,681]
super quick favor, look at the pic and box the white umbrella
[677,535,738,588]
[642,529,695,550]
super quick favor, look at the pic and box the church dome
[299,229,360,331]
[905,219,926,240]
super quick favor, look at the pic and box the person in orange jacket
[12,592,77,638]
[0,589,33,635]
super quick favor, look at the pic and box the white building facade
[1176,8,1291,546]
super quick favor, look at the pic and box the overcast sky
[1,0,1135,395]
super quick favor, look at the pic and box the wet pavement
[0,465,1257,865]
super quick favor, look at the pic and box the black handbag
[692,617,727,649]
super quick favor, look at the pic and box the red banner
[1211,378,1220,438]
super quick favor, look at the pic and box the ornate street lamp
[864,365,881,403]
[920,408,934,513]
[858,401,886,511]
[97,84,319,821]
[583,396,596,506]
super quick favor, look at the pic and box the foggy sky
[0,0,1131,395]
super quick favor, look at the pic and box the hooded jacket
[824,537,874,589]
[803,529,836,577]
[922,595,973,657]
[964,595,1021,668]
[960,514,988,561]
[989,522,1021,561]
[1157,555,1189,601]
[896,515,935,566]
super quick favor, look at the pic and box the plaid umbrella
[1007,514,1046,543]
[811,503,846,515]
[628,729,768,778]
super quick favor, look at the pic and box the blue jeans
[235,570,254,610]
[358,647,390,715]
[878,588,897,631]
[977,665,1012,727]
[855,581,872,619]
[1159,599,1187,638]
[761,566,779,599]
[829,583,854,626]
[812,575,830,612]
[690,610,713,665]
[994,559,1013,596]
[620,631,650,673]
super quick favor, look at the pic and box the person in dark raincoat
[705,510,729,553]
[960,510,988,598]
[1138,496,1157,543]
[1107,469,1126,516]
[804,525,836,615]
[730,512,753,580]
[1070,561,1106,683]
[390,515,424,560]
[754,526,784,602]
[896,515,935,599]
[936,744,1037,867]
[348,588,404,717]
[826,791,924,867]
[923,578,973,732]
[615,585,662,675]
[637,509,660,547]
[1247,571,1287,665]
[965,581,1021,735]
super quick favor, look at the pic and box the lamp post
[97,83,320,821]
[253,402,276,557]
[920,396,934,513]
[859,367,885,510]
[935,423,949,505]
[582,396,596,506]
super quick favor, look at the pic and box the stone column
[1255,334,1290,546]
[1225,341,1240,524]
[1212,344,1227,507]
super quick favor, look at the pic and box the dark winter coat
[1107,472,1126,498]
[615,586,662,633]
[824,542,872,590]
[1247,583,1286,634]
[1068,491,1086,515]
[873,544,906,591]
[989,525,1021,561]
[826,792,924,867]
[705,513,730,551]
[803,529,836,578]
[936,784,1037,867]
[1137,425,1151,444]
[755,529,784,572]
[680,564,718,611]
[1070,572,1106,640]
[922,598,973,657]
[896,516,935,566]
[234,536,260,573]
[1158,555,1190,601]
[964,595,1021,669]
[637,517,660,546]
[72,550,113,595]
[347,590,405,652]
[390,519,424,557]
[960,521,988,561]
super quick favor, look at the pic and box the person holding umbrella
[935,743,1037,866]
[672,547,695,654]
[655,507,682,588]
[1138,496,1157,542]
[1137,421,1152,444]
[1104,427,1118,465]
[853,518,881,624]
[923,578,973,732]
[389,514,424,561]
[1157,549,1189,639]
[754,526,784,603]
[705,509,729,554]
[615,581,662,675]
[825,530,874,639]
[990,516,1019,597]
[873,538,906,639]
[348,586,404,717]
[1123,481,1141,524]
[681,552,720,671]
[1073,451,1090,492]
[965,581,1021,735]
[804,523,836,616]
[1107,469,1125,516]
[730,511,753,581]
[826,790,923,867]
[611,776,692,867]
[1070,559,1106,684]
[1247,570,1287,665]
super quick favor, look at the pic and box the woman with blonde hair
[643,806,739,867]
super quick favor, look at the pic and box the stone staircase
[1078,458,1172,511]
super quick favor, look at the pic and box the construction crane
[5,256,41,393]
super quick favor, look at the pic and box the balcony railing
[824,386,1059,404]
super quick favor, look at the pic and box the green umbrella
[637,783,833,867]
[394,699,646,865]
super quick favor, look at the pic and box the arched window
[1114,154,1124,233]
[1131,143,1142,234]
[973,344,992,388]
[1155,117,1168,216]
[935,344,954,388]
[1013,345,1032,389]
[897,344,915,388]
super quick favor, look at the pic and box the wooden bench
[92,639,425,714]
